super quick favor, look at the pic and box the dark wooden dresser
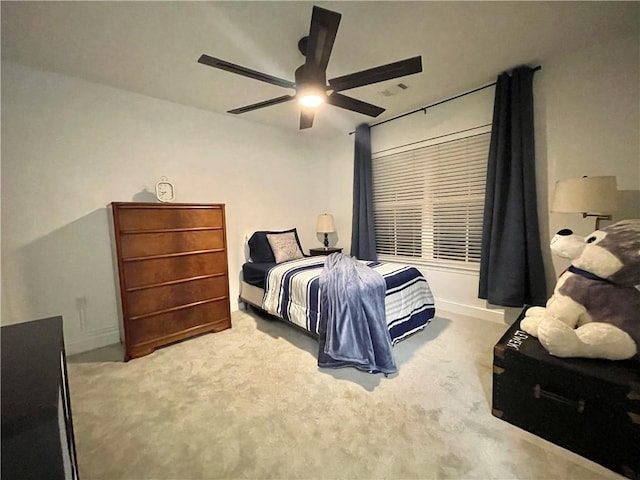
[111,202,231,360]
[1,317,79,480]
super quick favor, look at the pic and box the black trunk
[492,307,640,479]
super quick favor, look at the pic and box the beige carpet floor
[68,309,623,480]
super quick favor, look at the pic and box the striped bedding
[262,256,435,344]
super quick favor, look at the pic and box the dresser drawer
[126,275,228,318]
[127,299,230,346]
[116,205,224,231]
[119,229,225,258]
[123,251,227,288]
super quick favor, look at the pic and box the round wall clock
[155,176,175,203]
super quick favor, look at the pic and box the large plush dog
[520,219,640,360]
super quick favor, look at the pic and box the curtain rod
[373,123,492,156]
[348,65,541,135]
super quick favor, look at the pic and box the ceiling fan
[198,5,422,130]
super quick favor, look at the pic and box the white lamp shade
[551,176,617,215]
[316,214,336,233]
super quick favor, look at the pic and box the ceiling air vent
[379,83,409,97]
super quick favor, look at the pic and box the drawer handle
[533,384,585,413]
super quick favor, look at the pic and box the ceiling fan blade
[304,6,341,75]
[228,95,295,115]
[328,56,422,92]
[299,108,315,129]
[198,54,295,89]
[327,92,385,117]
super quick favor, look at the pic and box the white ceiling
[2,1,638,138]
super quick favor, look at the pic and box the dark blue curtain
[350,123,377,260]
[479,66,547,307]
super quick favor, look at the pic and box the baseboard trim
[435,299,505,324]
[66,328,121,355]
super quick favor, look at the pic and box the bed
[239,229,436,346]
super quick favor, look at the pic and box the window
[372,132,490,268]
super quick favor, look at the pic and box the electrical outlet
[75,296,87,310]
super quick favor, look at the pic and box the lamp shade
[551,176,617,215]
[316,214,336,233]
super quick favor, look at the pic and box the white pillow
[267,232,304,263]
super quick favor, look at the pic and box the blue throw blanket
[317,253,398,375]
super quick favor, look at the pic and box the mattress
[241,262,275,290]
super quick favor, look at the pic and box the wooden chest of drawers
[111,202,231,360]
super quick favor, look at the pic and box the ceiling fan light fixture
[298,87,326,107]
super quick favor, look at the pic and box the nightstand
[309,247,343,256]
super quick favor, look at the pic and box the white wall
[530,32,639,310]
[540,33,640,245]
[1,62,326,353]
[326,31,640,325]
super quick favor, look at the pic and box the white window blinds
[372,132,490,268]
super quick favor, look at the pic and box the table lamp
[316,214,336,249]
